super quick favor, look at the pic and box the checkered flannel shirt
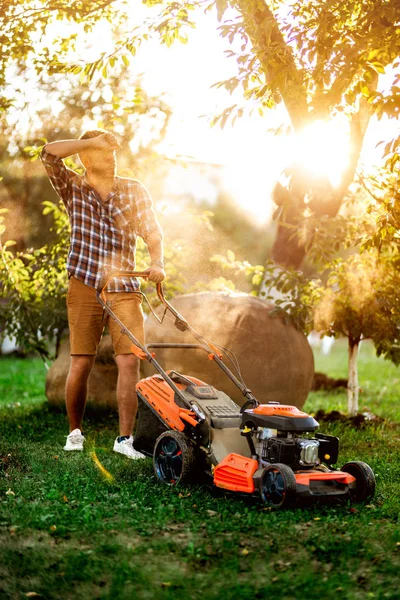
[40,148,163,292]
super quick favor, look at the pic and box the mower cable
[146,294,248,389]
[136,290,167,324]
[187,328,247,389]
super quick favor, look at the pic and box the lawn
[1,344,399,600]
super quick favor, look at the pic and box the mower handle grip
[97,270,152,295]
[97,270,166,301]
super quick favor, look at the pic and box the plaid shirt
[40,148,162,292]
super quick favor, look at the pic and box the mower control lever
[240,398,260,413]
[96,270,189,331]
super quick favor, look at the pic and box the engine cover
[242,403,319,432]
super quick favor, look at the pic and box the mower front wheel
[153,430,195,486]
[341,461,376,502]
[260,463,297,509]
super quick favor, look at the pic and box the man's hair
[79,129,108,140]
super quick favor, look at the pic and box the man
[41,129,165,459]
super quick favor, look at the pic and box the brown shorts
[66,276,144,355]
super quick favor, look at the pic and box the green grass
[1,350,399,600]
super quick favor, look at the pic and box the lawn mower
[97,272,376,509]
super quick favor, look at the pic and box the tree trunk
[347,338,360,416]
[234,1,377,270]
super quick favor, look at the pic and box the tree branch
[234,0,309,132]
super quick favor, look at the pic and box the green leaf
[216,0,228,22]
[369,62,385,74]
[227,249,235,262]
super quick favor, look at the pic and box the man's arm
[133,182,165,283]
[44,133,120,158]
[145,233,165,283]
[44,138,95,158]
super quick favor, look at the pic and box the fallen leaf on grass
[5,489,15,496]
[313,517,321,521]
[161,582,172,588]
[178,492,191,498]
[53,456,59,460]
[371,556,381,564]
[50,525,57,532]
[25,594,42,598]
[206,510,217,517]
[63,495,68,503]
[241,548,250,556]
[276,560,291,570]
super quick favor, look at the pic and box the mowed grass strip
[0,352,399,600]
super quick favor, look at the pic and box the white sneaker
[113,436,146,460]
[63,428,85,451]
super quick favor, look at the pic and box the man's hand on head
[145,265,166,283]
[92,133,121,152]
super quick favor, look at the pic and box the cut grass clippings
[0,348,399,600]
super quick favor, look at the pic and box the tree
[314,252,400,415]
[2,2,399,267]
[214,0,399,268]
[0,202,69,363]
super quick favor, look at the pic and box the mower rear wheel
[153,430,195,486]
[260,463,297,509]
[341,461,376,502]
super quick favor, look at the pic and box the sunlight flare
[90,450,115,483]
[294,119,350,188]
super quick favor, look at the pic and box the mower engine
[255,429,320,468]
[241,403,339,470]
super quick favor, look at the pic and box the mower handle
[96,270,258,403]
[96,270,189,331]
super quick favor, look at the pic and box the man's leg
[65,276,104,440]
[115,354,140,437]
[107,291,146,458]
[65,355,95,432]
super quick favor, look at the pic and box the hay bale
[45,335,118,409]
[142,292,314,408]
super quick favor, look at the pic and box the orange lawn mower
[97,272,376,509]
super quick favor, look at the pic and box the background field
[1,343,399,600]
